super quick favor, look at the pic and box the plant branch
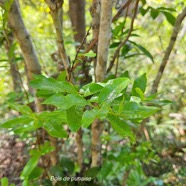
[107,0,139,73]
[72,0,134,72]
[151,6,186,94]
[112,0,133,22]
[71,26,91,71]
[45,0,74,82]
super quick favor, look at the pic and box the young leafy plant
[0,72,163,185]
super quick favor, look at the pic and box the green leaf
[150,8,159,19]
[98,162,113,178]
[110,42,120,48]
[43,120,67,138]
[8,103,33,115]
[98,77,130,104]
[43,94,87,108]
[161,11,176,26]
[82,104,109,128]
[129,41,154,62]
[21,155,40,179]
[1,177,8,186]
[29,142,55,157]
[158,7,176,12]
[107,114,135,142]
[135,88,145,100]
[121,102,159,120]
[82,83,104,97]
[30,76,77,94]
[57,71,66,81]
[141,0,146,5]
[139,7,149,16]
[84,167,101,178]
[82,109,97,128]
[121,43,132,57]
[0,116,33,129]
[149,99,173,106]
[120,71,130,78]
[28,167,44,180]
[22,179,29,186]
[66,106,82,132]
[43,94,69,108]
[60,158,75,174]
[38,110,67,123]
[39,111,67,138]
[131,73,147,97]
[112,21,125,36]
[13,125,36,134]
[83,51,96,57]
[66,94,87,107]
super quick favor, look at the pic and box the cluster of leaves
[0,71,164,185]
[140,6,176,26]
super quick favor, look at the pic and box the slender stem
[151,6,186,94]
[107,0,139,73]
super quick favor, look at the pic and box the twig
[71,26,91,71]
[112,0,133,22]
[72,0,134,72]
[107,0,139,73]
[151,6,186,94]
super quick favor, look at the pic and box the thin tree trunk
[151,6,186,94]
[45,0,73,82]
[7,0,41,80]
[76,129,83,170]
[69,0,85,45]
[69,0,86,170]
[90,0,101,70]
[95,0,112,82]
[91,0,113,168]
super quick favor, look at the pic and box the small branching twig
[71,26,92,71]
[72,0,134,72]
[112,0,133,22]
[107,0,139,73]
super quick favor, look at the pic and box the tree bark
[45,0,73,82]
[69,0,86,170]
[7,0,41,80]
[69,0,86,45]
[151,6,186,94]
[91,0,113,168]
[95,0,112,82]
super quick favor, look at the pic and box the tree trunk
[96,0,112,82]
[45,0,73,82]
[91,0,113,168]
[69,0,86,45]
[7,0,41,80]
[69,1,86,170]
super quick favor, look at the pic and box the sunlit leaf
[131,73,147,97]
[20,155,40,179]
[98,77,130,104]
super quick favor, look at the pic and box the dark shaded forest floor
[0,132,27,185]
